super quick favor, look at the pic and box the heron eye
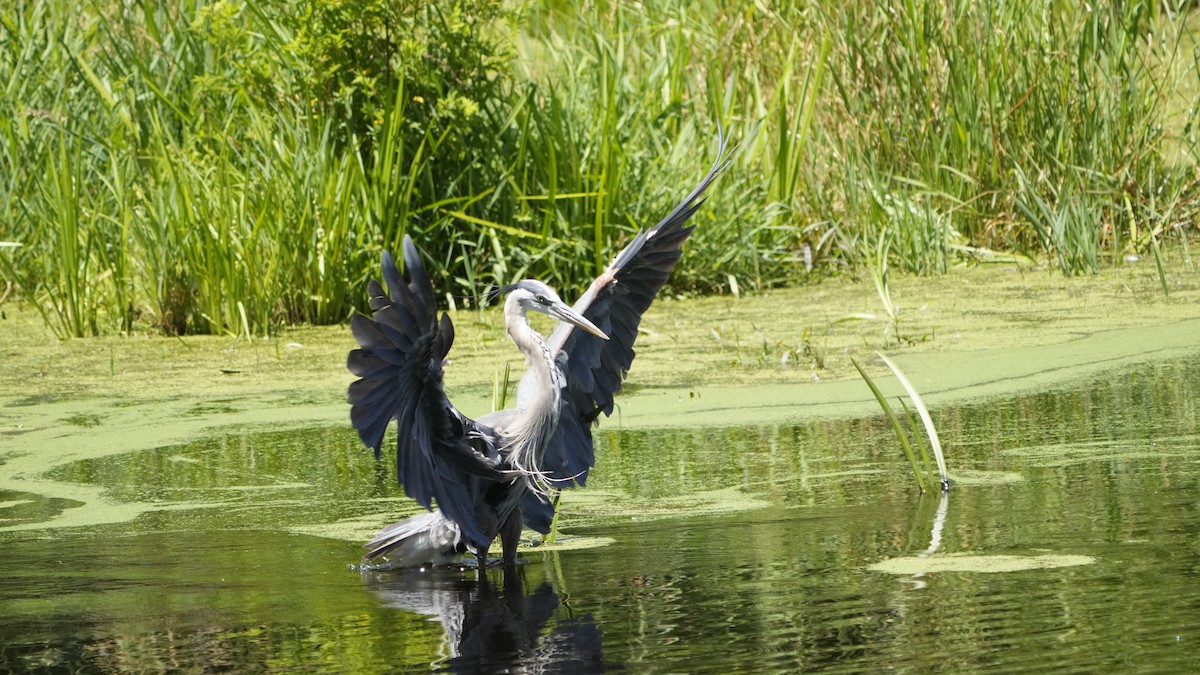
[534,294,549,304]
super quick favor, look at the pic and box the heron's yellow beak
[550,303,609,340]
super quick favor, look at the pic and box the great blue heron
[347,133,728,569]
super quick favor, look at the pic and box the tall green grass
[1,0,1198,337]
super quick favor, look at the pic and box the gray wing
[534,130,731,486]
[347,236,499,548]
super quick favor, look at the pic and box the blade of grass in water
[1149,230,1169,298]
[850,357,927,493]
[898,397,937,482]
[492,363,512,413]
[876,351,949,491]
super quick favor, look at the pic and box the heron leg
[500,507,524,568]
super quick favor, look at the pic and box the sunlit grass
[2,0,1199,336]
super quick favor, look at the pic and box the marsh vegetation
[2,0,1199,337]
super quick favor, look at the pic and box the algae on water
[869,553,1096,575]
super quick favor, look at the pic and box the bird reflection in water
[363,566,612,673]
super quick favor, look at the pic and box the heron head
[502,280,609,340]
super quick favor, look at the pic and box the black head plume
[483,283,516,308]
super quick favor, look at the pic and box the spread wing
[347,236,498,547]
[531,130,731,486]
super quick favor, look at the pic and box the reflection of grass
[1005,437,1200,468]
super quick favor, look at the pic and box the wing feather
[535,130,730,486]
[347,236,500,549]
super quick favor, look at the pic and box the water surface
[3,355,1200,672]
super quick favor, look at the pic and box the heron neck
[504,300,561,394]
[502,297,563,482]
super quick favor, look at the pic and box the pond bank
[4,260,1200,433]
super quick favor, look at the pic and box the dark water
[3,356,1200,672]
